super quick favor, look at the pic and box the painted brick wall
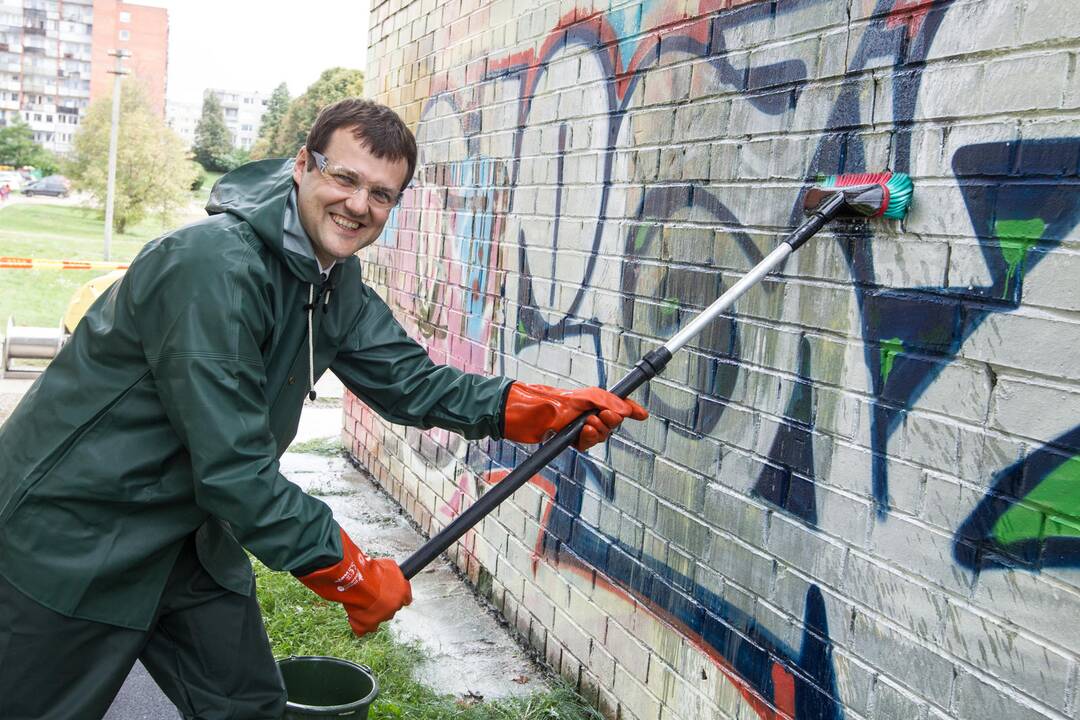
[346,0,1080,718]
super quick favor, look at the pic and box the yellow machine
[1,270,125,378]
[62,269,126,333]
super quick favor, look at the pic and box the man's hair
[304,98,417,192]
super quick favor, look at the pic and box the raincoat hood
[206,159,324,285]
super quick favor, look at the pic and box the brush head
[804,171,914,219]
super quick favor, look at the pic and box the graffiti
[367,0,1080,716]
[955,426,1080,572]
[753,334,818,525]
[865,138,1080,521]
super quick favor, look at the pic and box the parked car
[22,175,70,198]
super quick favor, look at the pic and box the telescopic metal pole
[398,191,848,579]
[103,49,130,262]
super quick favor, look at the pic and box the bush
[222,148,251,172]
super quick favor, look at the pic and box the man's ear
[292,146,308,185]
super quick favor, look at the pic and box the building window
[119,11,131,23]
[119,29,130,41]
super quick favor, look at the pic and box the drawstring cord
[304,275,335,401]
[305,285,316,401]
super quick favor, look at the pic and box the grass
[0,201,205,327]
[254,559,602,720]
[288,436,345,456]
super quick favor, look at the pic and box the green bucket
[277,656,379,718]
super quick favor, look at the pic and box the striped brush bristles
[820,171,914,219]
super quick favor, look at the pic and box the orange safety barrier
[0,256,129,271]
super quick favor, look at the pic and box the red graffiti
[886,0,934,40]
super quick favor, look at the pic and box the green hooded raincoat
[0,159,511,630]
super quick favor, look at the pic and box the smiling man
[0,98,646,718]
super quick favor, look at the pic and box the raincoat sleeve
[332,291,512,440]
[132,241,341,573]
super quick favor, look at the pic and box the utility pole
[104,49,130,262]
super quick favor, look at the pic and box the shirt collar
[284,187,338,280]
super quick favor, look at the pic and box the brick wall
[347,1,1080,718]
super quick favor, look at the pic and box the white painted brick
[851,611,955,707]
[982,52,1072,115]
[953,425,1026,489]
[943,600,1072,710]
[706,530,774,594]
[768,513,847,588]
[1020,0,1080,45]
[614,663,662,720]
[952,668,1052,720]
[606,619,651,684]
[974,570,1080,656]
[915,63,987,121]
[991,376,1080,445]
[844,552,946,641]
[870,236,951,288]
[912,360,993,425]
[833,649,876,718]
[553,607,593,665]
[962,309,1080,382]
[869,513,974,597]
[872,677,927,720]
[1022,247,1080,313]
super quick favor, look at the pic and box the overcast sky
[138,0,370,105]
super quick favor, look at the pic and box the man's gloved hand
[502,382,648,451]
[296,527,412,637]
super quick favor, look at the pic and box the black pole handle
[399,346,672,579]
[398,191,852,579]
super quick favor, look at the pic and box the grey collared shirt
[284,187,338,280]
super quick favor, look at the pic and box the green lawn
[0,202,205,326]
[254,559,601,720]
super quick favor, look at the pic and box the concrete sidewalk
[83,375,547,718]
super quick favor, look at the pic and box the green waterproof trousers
[0,536,285,719]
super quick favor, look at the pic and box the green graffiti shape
[634,226,650,252]
[659,296,680,320]
[995,218,1045,299]
[992,454,1080,547]
[879,337,904,385]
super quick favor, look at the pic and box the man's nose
[344,188,370,216]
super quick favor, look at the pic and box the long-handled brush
[399,172,915,579]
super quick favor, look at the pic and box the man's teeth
[332,214,360,230]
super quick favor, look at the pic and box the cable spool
[1,317,66,379]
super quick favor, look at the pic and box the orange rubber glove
[296,527,412,637]
[502,382,648,451]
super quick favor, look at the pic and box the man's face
[292,126,410,268]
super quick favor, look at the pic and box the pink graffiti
[886,0,934,40]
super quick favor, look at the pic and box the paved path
[1,374,547,716]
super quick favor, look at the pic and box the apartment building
[205,88,266,151]
[89,0,167,118]
[164,97,197,148]
[0,0,95,154]
[0,0,166,156]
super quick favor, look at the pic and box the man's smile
[330,213,362,231]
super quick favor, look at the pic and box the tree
[193,92,232,172]
[0,120,59,174]
[265,68,364,158]
[66,81,198,234]
[249,82,290,160]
